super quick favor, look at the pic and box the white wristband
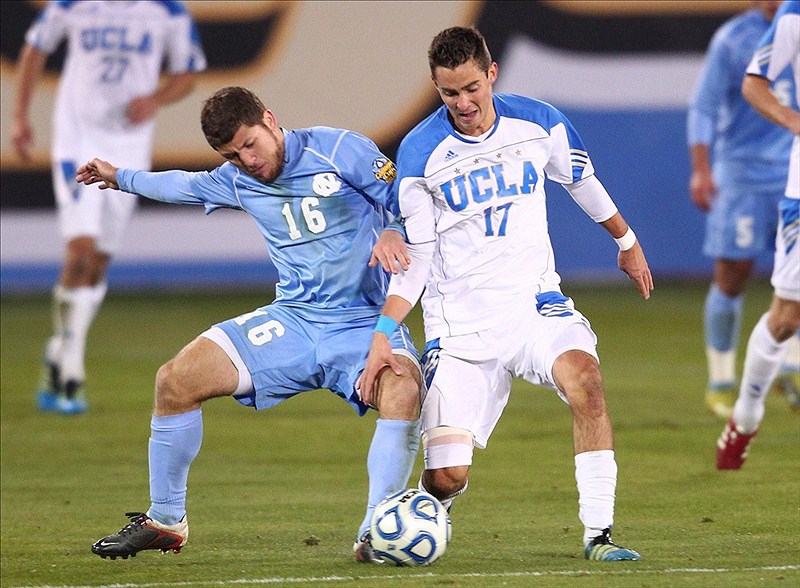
[614,227,636,251]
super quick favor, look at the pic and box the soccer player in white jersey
[360,27,652,561]
[11,0,206,414]
[75,87,423,561]
[688,0,800,419]
[717,0,800,469]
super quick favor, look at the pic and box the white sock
[706,348,736,390]
[575,449,617,546]
[780,333,800,373]
[58,282,107,383]
[733,314,789,434]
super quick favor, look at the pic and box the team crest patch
[372,158,397,183]
[312,173,341,196]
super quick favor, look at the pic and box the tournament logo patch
[312,173,341,196]
[372,158,397,183]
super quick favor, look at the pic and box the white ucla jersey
[397,94,597,338]
[747,0,800,199]
[117,127,399,322]
[25,1,206,143]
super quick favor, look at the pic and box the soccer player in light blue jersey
[717,0,800,469]
[688,0,799,419]
[75,87,423,562]
[363,27,652,562]
[11,0,206,415]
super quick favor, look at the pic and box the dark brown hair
[428,26,492,75]
[201,86,267,149]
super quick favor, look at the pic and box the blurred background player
[11,0,206,414]
[687,0,799,419]
[717,0,800,469]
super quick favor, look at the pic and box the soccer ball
[370,488,451,566]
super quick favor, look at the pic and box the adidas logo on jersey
[444,150,458,161]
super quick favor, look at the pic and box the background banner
[1,1,767,291]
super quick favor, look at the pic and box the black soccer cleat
[92,512,188,560]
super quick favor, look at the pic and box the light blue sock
[704,285,744,355]
[357,418,420,539]
[147,409,203,525]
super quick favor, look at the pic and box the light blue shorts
[214,303,419,416]
[704,164,784,260]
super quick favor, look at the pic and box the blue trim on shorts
[535,292,574,317]
[421,338,441,391]
[779,197,799,255]
[59,160,79,201]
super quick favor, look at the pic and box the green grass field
[2,280,798,587]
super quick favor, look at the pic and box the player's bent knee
[154,358,191,409]
[767,301,800,341]
[554,351,605,407]
[423,466,469,499]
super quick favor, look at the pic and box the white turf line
[10,565,800,588]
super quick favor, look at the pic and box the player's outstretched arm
[75,159,120,191]
[357,295,413,407]
[600,212,654,300]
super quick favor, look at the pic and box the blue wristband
[374,315,399,337]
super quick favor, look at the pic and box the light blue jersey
[117,126,420,413]
[119,127,397,322]
[688,8,797,259]
[688,8,795,183]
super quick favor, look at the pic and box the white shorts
[53,161,138,254]
[421,293,598,466]
[784,139,799,199]
[52,114,153,255]
[771,197,800,302]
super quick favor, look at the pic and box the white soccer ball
[370,488,451,566]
